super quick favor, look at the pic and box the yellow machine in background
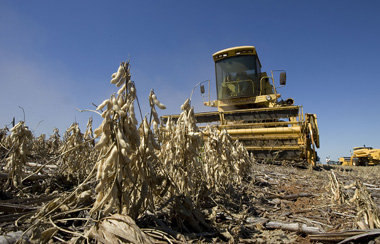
[339,157,353,166]
[341,146,380,166]
[162,46,319,165]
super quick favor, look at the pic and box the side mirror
[280,72,286,86]
[200,85,205,94]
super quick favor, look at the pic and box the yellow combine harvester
[339,157,352,165]
[162,46,319,166]
[341,146,380,166]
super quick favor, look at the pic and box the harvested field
[1,162,379,243]
[0,62,379,243]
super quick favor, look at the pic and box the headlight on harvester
[266,95,271,101]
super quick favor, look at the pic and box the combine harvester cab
[162,46,319,166]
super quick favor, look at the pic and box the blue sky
[1,0,380,161]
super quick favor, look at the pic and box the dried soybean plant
[0,126,9,144]
[48,128,61,155]
[202,126,252,192]
[3,121,33,188]
[328,170,348,205]
[158,99,253,199]
[23,60,257,242]
[31,134,49,160]
[84,117,95,147]
[20,62,210,243]
[328,172,380,229]
[0,126,9,160]
[349,180,380,229]
[158,98,206,200]
[58,120,95,184]
[156,100,254,234]
[88,214,154,244]
[26,186,95,243]
[91,61,166,219]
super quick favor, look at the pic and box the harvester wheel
[362,159,369,166]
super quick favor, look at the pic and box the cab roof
[212,46,261,67]
[354,146,373,150]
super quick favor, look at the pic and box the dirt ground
[1,162,379,243]
[243,163,380,243]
